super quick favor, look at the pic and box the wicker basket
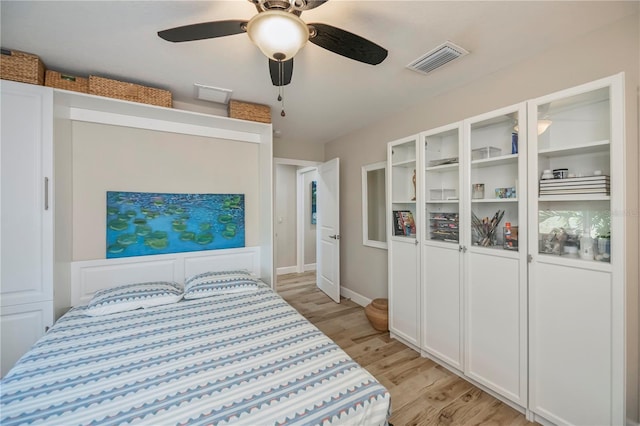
[88,75,172,107]
[0,48,45,85]
[228,100,271,123]
[45,70,89,93]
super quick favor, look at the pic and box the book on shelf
[539,188,610,195]
[539,175,609,185]
[539,183,610,190]
[392,210,416,236]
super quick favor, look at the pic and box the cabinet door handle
[44,177,49,211]
[329,234,340,240]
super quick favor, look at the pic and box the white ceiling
[1,1,636,145]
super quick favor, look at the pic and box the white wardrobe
[0,81,55,377]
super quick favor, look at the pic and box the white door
[316,158,340,303]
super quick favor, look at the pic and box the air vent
[407,41,468,75]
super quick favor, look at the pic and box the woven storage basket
[45,70,88,93]
[89,75,172,107]
[365,298,389,331]
[228,100,271,123]
[0,48,45,85]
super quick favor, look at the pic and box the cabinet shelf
[535,252,612,272]
[426,199,459,204]
[472,198,518,203]
[468,245,520,258]
[470,153,518,168]
[392,200,417,204]
[538,140,609,158]
[425,163,459,172]
[392,159,417,167]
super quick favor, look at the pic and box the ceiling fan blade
[158,20,248,42]
[308,23,387,65]
[269,58,294,86]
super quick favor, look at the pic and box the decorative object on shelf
[495,187,516,198]
[540,228,568,255]
[579,236,595,260]
[552,168,569,179]
[541,169,554,180]
[365,298,389,331]
[503,223,518,250]
[429,212,459,242]
[471,146,501,160]
[472,183,485,199]
[392,210,416,236]
[429,188,456,200]
[428,156,458,167]
[511,132,518,154]
[471,210,505,247]
[411,169,416,201]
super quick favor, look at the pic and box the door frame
[273,158,320,277]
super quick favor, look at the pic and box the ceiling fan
[158,0,388,88]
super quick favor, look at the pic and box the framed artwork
[311,181,317,224]
[106,191,245,258]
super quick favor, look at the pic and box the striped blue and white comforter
[0,284,391,425]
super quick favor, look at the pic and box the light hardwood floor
[276,272,534,426]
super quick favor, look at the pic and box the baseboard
[303,263,316,272]
[339,287,371,308]
[276,266,298,275]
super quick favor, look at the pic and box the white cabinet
[463,104,528,407]
[527,74,625,426]
[390,73,630,424]
[387,135,420,349]
[0,80,54,377]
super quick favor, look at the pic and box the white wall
[71,122,260,260]
[325,13,639,422]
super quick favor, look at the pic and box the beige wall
[303,170,317,266]
[325,13,639,421]
[71,122,260,260]
[275,164,298,269]
[274,138,324,162]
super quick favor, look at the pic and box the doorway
[273,158,319,279]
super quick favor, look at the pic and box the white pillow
[85,281,183,316]
[184,270,259,299]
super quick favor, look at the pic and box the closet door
[0,80,54,376]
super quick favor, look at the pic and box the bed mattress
[0,283,390,425]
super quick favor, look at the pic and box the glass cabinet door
[467,105,525,252]
[423,124,462,244]
[531,85,612,263]
[389,136,418,240]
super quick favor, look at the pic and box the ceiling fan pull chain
[278,60,286,117]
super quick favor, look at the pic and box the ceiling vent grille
[407,41,468,75]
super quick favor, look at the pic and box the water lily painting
[106,191,245,258]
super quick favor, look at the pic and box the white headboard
[70,247,261,306]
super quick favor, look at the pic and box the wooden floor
[276,272,534,426]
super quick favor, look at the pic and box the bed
[0,253,391,426]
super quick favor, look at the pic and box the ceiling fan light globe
[247,10,309,61]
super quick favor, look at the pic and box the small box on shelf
[429,188,457,200]
[472,146,502,160]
